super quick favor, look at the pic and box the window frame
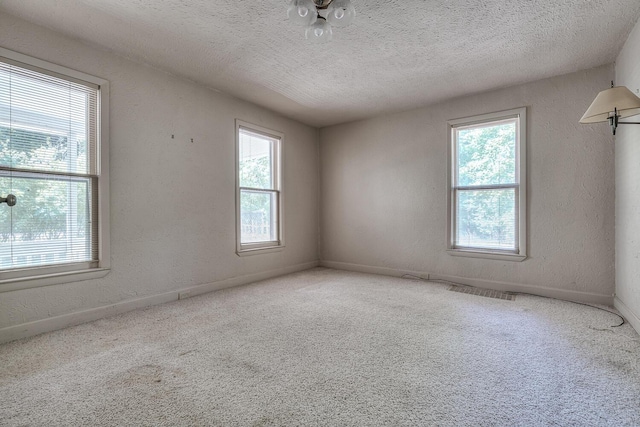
[235,120,284,256]
[446,107,527,262]
[0,47,110,292]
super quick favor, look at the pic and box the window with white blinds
[447,108,527,261]
[0,48,109,284]
[236,120,283,254]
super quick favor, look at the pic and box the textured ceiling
[1,0,639,127]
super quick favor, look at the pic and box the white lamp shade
[287,0,318,27]
[326,0,356,28]
[580,86,640,124]
[305,18,333,43]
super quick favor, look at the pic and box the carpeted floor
[1,268,639,426]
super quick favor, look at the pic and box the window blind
[0,58,99,271]
[237,125,281,249]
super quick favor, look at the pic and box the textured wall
[0,13,319,329]
[320,65,615,299]
[615,18,640,325]
[2,1,640,128]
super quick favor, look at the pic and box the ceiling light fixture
[287,0,356,43]
[580,82,640,135]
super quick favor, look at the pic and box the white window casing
[0,47,110,292]
[235,120,284,256]
[447,107,527,261]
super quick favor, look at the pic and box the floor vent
[449,285,516,301]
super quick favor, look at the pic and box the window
[447,107,526,261]
[236,120,283,255]
[0,48,109,290]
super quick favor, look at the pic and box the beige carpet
[1,268,639,426]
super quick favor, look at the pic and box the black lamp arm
[608,108,640,135]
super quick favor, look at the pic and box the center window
[236,120,283,254]
[447,107,526,261]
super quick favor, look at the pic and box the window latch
[0,194,16,206]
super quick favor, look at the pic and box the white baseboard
[0,260,319,344]
[319,260,430,282]
[320,260,614,306]
[614,296,640,335]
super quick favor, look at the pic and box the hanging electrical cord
[401,274,625,328]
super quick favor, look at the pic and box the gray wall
[320,65,615,302]
[0,13,319,334]
[615,17,640,331]
[0,10,631,338]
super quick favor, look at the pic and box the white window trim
[235,120,284,256]
[0,47,110,293]
[446,107,527,262]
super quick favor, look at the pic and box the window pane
[0,63,96,175]
[455,188,516,250]
[240,190,277,244]
[456,121,516,186]
[239,130,273,189]
[0,174,93,270]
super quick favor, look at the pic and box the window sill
[236,245,285,257]
[0,268,111,293]
[447,249,526,262]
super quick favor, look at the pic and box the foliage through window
[236,121,282,253]
[448,108,526,259]
[0,49,109,281]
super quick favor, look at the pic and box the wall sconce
[580,83,640,135]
